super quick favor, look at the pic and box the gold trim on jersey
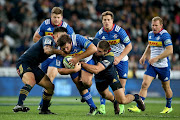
[107,39,120,45]
[45,32,53,36]
[148,41,162,46]
[105,52,114,57]
[68,51,84,57]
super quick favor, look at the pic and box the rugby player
[127,16,173,113]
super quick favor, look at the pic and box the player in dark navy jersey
[33,7,75,109]
[81,39,145,115]
[13,27,66,114]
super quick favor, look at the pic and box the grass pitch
[0,97,180,120]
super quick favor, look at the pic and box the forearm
[142,45,150,58]
[156,46,173,59]
[57,68,77,75]
[118,43,132,60]
[53,49,65,56]
[81,62,99,74]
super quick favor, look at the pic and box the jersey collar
[154,28,163,35]
[103,24,115,33]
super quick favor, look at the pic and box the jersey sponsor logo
[56,59,61,67]
[156,36,160,40]
[123,36,130,43]
[101,36,106,39]
[107,39,120,45]
[47,27,52,31]
[164,39,172,45]
[149,36,152,39]
[68,51,84,57]
[148,41,162,46]
[45,32,53,36]
[113,34,118,39]
[44,38,52,45]
[102,60,110,67]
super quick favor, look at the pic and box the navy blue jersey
[18,36,56,66]
[93,52,118,82]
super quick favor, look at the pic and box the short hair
[152,16,163,25]
[51,7,63,15]
[102,11,114,20]
[53,27,67,34]
[98,40,110,51]
[57,34,72,47]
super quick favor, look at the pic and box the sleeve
[42,36,54,46]
[77,35,92,49]
[99,55,114,69]
[66,25,75,35]
[95,32,101,39]
[56,55,64,68]
[92,38,101,47]
[37,21,46,36]
[118,28,131,46]
[162,33,172,47]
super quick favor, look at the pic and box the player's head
[95,40,111,56]
[101,11,114,31]
[57,34,72,54]
[51,7,63,26]
[53,27,67,42]
[151,16,163,34]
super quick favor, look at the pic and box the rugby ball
[63,56,75,69]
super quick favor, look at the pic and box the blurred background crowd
[0,0,180,75]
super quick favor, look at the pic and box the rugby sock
[39,89,45,106]
[166,97,172,108]
[82,92,96,109]
[41,91,53,111]
[136,96,145,108]
[17,84,32,105]
[100,95,106,105]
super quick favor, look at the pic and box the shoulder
[62,21,68,28]
[44,19,51,25]
[114,24,121,32]
[105,52,114,57]
[97,27,104,35]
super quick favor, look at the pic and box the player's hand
[149,57,159,65]
[113,57,121,65]
[139,56,146,65]
[74,62,81,72]
[69,56,80,66]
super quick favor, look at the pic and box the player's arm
[44,46,66,56]
[57,63,81,75]
[117,43,132,61]
[139,44,150,65]
[33,31,41,43]
[81,62,105,74]
[149,45,173,65]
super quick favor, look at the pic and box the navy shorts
[16,60,45,83]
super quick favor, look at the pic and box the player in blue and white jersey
[95,11,132,114]
[128,16,173,113]
[55,27,98,115]
[33,7,75,109]
[13,27,66,114]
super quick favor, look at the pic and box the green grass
[0,97,180,120]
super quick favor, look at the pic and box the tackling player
[55,27,98,115]
[33,7,74,109]
[13,27,66,114]
[127,16,173,113]
[95,11,132,114]
[80,39,145,115]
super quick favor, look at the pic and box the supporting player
[127,16,173,113]
[95,11,132,114]
[33,7,74,109]
[13,27,66,114]
[80,39,145,115]
[55,27,98,115]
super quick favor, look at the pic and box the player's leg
[158,67,173,113]
[115,61,128,114]
[13,63,36,112]
[128,74,154,112]
[38,75,55,114]
[99,96,106,114]
[71,71,98,115]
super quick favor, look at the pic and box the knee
[117,98,126,104]
[141,82,149,90]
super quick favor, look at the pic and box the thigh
[81,70,93,83]
[22,72,36,87]
[156,67,170,81]
[115,61,128,79]
[113,88,125,101]
[38,75,53,90]
[47,66,58,82]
